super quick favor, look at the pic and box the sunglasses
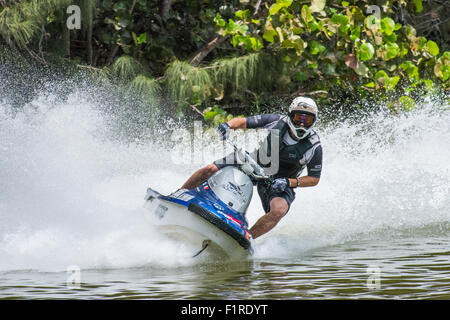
[290,112,315,127]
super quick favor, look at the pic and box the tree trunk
[159,0,173,22]
[81,0,96,65]
[189,34,227,66]
[106,0,138,65]
[87,24,93,65]
[106,45,119,65]
[62,21,70,58]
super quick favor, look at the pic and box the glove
[271,178,290,193]
[217,122,230,140]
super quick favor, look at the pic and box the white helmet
[286,96,318,140]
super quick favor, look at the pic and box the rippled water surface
[1,234,449,299]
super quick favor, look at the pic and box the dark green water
[1,235,449,299]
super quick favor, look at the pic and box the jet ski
[144,142,272,259]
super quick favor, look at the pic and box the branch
[294,90,328,96]
[25,46,47,64]
[38,24,45,58]
[129,0,137,14]
[189,103,204,116]
[76,64,101,71]
[189,34,227,66]
[106,45,119,65]
[188,1,266,66]
[277,89,328,100]
[254,0,263,16]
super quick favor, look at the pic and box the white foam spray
[0,86,449,270]
[0,93,194,271]
[253,101,450,258]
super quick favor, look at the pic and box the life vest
[257,117,320,178]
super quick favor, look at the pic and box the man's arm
[225,114,283,131]
[227,117,247,129]
[288,144,322,188]
[287,176,320,188]
[246,114,283,129]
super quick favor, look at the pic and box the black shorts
[213,154,296,214]
[257,182,296,213]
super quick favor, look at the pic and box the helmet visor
[290,112,315,128]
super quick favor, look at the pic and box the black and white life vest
[257,117,321,178]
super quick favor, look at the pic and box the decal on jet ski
[154,204,168,220]
[212,203,224,211]
[223,213,244,227]
[170,189,195,202]
[222,182,243,196]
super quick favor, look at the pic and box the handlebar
[227,140,273,182]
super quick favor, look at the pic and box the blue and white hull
[144,181,254,259]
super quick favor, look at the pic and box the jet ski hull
[144,182,254,259]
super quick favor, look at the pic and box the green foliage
[219,18,262,52]
[309,0,326,13]
[375,70,400,91]
[111,55,144,82]
[380,17,395,36]
[211,53,282,101]
[434,52,450,82]
[165,60,213,108]
[213,0,449,95]
[268,0,293,16]
[161,52,285,113]
[127,75,161,100]
[0,0,72,48]
[426,40,439,57]
[413,0,424,13]
[1,0,448,119]
[398,96,415,112]
[203,105,234,126]
[359,42,375,61]
[400,61,419,81]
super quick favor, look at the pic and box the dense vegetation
[0,0,448,124]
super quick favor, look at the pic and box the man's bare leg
[249,197,289,239]
[181,163,219,189]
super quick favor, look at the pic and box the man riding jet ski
[180,96,323,240]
